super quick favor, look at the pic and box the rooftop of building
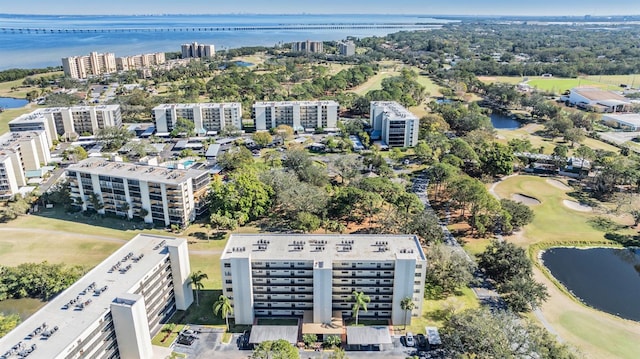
[221,234,425,262]
[67,158,209,185]
[571,87,629,102]
[9,106,120,125]
[603,113,640,126]
[153,102,241,110]
[253,100,339,107]
[0,234,183,359]
[371,101,418,120]
[0,131,46,161]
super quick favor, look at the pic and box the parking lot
[171,325,225,358]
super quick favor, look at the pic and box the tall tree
[252,339,300,359]
[425,244,475,298]
[400,297,415,329]
[351,291,371,325]
[213,294,234,331]
[190,270,208,306]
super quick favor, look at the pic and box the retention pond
[541,247,640,321]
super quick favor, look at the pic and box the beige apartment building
[181,42,215,58]
[62,52,117,79]
[292,40,324,53]
[252,101,339,132]
[116,52,166,72]
[0,234,193,359]
[9,105,122,142]
[66,158,210,227]
[0,131,51,200]
[152,103,242,135]
[221,234,426,327]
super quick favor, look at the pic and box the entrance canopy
[249,325,299,345]
[302,311,345,335]
[346,326,392,345]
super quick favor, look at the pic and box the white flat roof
[603,114,640,127]
[67,158,208,185]
[0,234,183,359]
[221,234,425,263]
[153,102,241,110]
[371,101,418,121]
[253,100,338,107]
[346,326,392,345]
[249,326,299,345]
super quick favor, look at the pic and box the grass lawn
[493,175,640,358]
[582,74,640,88]
[0,71,64,98]
[151,324,186,347]
[526,78,610,94]
[350,70,399,96]
[403,287,479,335]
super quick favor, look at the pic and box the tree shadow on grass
[188,231,226,241]
[566,190,599,207]
[32,207,157,233]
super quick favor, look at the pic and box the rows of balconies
[332,294,392,303]
[332,270,394,279]
[332,286,393,294]
[254,293,313,302]
[252,269,313,278]
[255,309,305,317]
[253,286,313,294]
[253,277,313,285]
[333,302,393,310]
[332,278,393,287]
[332,262,394,270]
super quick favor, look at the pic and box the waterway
[541,247,640,322]
[0,97,28,109]
[490,112,521,130]
[0,14,454,70]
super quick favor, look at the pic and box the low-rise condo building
[0,234,193,359]
[0,131,51,200]
[252,101,339,132]
[9,105,122,142]
[152,103,242,135]
[62,52,117,79]
[370,101,419,148]
[221,234,426,326]
[66,158,210,227]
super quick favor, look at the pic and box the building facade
[291,41,324,53]
[338,41,356,56]
[116,53,166,72]
[370,101,419,148]
[560,87,631,113]
[181,42,215,59]
[9,106,122,142]
[0,131,51,200]
[66,158,210,227]
[0,234,193,359]
[252,101,339,132]
[62,52,117,79]
[221,234,426,326]
[152,103,242,135]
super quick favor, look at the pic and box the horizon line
[0,12,637,17]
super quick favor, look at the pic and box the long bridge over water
[0,23,441,34]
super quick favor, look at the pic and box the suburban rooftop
[0,131,45,161]
[571,87,628,102]
[0,234,183,359]
[221,234,426,262]
[67,157,208,185]
[9,106,120,125]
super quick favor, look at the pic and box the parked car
[416,334,427,349]
[405,332,415,347]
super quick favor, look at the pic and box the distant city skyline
[1,0,638,16]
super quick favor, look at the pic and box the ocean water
[0,14,450,70]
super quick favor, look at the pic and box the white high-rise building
[0,234,193,359]
[62,52,117,79]
[221,234,426,326]
[9,105,122,142]
[338,41,356,56]
[0,131,51,200]
[181,42,215,59]
[66,158,210,227]
[292,41,324,53]
[370,101,419,148]
[252,101,339,132]
[152,103,242,135]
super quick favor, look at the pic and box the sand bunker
[563,200,593,212]
[512,193,541,205]
[546,179,571,191]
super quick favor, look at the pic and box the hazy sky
[1,0,638,16]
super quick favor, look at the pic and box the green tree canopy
[252,339,300,359]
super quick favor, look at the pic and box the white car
[405,332,415,347]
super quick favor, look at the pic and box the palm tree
[351,291,370,326]
[214,294,233,331]
[400,297,415,329]
[190,271,208,306]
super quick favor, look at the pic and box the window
[225,280,232,284]
[223,263,231,268]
